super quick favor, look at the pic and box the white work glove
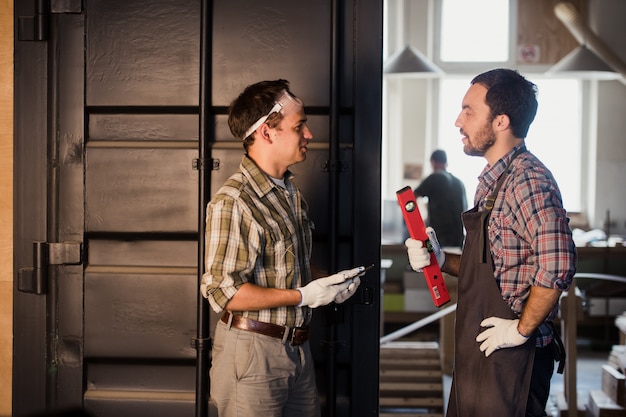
[405,227,445,272]
[334,277,361,304]
[297,267,363,308]
[475,317,530,357]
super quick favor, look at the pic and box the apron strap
[546,321,567,374]
[479,146,527,263]
[484,146,527,211]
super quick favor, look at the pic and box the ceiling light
[548,44,620,80]
[383,0,443,78]
[549,2,621,80]
[383,45,444,78]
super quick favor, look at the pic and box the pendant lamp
[383,0,443,78]
[384,45,443,78]
[548,2,620,80]
[548,44,620,80]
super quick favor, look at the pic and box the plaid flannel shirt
[201,155,313,327]
[475,146,577,347]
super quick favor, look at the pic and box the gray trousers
[210,320,321,417]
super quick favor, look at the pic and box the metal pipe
[325,0,342,415]
[554,2,626,81]
[380,304,457,344]
[195,1,213,416]
[46,11,60,410]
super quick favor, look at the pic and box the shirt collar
[240,155,295,198]
[478,145,526,189]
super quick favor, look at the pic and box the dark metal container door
[14,1,201,415]
[206,1,382,415]
[13,1,89,415]
[13,1,382,416]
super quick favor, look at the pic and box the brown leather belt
[221,311,309,346]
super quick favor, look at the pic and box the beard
[463,122,496,157]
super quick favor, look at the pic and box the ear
[493,114,510,132]
[258,123,274,143]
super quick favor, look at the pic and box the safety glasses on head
[243,90,303,139]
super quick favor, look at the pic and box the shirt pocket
[264,228,294,280]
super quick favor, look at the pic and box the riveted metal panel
[85,145,198,233]
[211,1,331,107]
[84,271,197,358]
[85,0,200,106]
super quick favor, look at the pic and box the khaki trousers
[210,320,320,417]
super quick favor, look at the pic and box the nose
[303,124,313,140]
[454,112,463,128]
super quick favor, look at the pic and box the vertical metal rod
[195,1,213,416]
[46,10,59,410]
[326,0,342,415]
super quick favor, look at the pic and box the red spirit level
[396,186,451,307]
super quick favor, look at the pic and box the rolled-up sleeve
[515,169,577,292]
[200,198,259,313]
[532,208,577,291]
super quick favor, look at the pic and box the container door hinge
[322,160,349,173]
[17,241,83,295]
[193,158,220,171]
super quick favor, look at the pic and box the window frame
[433,0,519,73]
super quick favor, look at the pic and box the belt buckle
[281,326,307,345]
[289,327,307,346]
[283,327,295,345]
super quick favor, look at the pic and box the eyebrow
[293,115,308,126]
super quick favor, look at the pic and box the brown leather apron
[447,149,536,417]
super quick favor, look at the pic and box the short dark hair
[471,68,538,139]
[430,149,447,164]
[228,79,293,147]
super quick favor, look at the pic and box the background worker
[201,79,364,417]
[413,149,467,247]
[406,68,576,417]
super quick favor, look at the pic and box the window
[382,0,586,231]
[440,0,509,62]
[437,78,582,212]
[529,79,582,212]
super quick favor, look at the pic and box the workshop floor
[545,345,609,416]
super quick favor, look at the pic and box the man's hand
[405,238,429,271]
[334,277,361,303]
[476,317,530,357]
[405,227,445,271]
[298,267,363,308]
[426,227,445,266]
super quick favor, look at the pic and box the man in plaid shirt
[201,80,364,417]
[406,69,576,417]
